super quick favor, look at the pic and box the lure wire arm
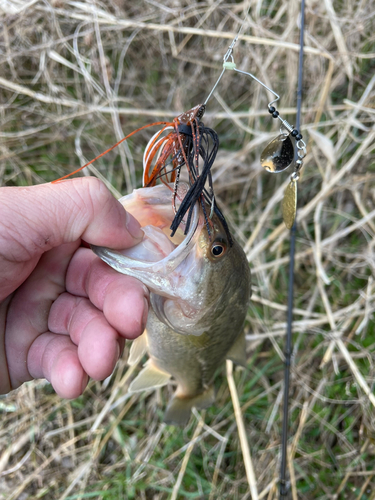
[233,68,280,107]
[225,65,308,176]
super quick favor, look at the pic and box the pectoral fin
[129,361,171,392]
[128,332,148,366]
[164,386,215,426]
[226,331,247,367]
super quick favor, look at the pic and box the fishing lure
[54,28,306,233]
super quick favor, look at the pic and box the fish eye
[210,242,226,258]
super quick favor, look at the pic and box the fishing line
[279,1,306,497]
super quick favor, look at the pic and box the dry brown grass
[0,0,375,498]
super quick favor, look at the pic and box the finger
[5,241,81,388]
[65,247,149,339]
[1,177,143,299]
[48,293,124,380]
[78,317,121,381]
[27,333,88,399]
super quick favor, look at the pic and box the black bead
[291,129,298,137]
[268,106,276,113]
[296,133,303,140]
[272,111,279,118]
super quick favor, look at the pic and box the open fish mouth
[91,182,202,300]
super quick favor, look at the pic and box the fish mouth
[91,182,202,299]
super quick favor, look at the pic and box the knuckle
[84,177,114,218]
[70,177,108,208]
[67,177,113,226]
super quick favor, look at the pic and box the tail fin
[164,386,215,426]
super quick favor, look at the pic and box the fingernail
[142,298,148,332]
[81,374,89,393]
[126,212,144,240]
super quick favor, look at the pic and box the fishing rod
[279,1,306,496]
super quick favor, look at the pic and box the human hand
[0,177,148,398]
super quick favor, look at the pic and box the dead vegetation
[0,0,375,498]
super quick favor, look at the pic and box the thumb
[1,177,143,257]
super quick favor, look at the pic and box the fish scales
[147,240,251,395]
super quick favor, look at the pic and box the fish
[91,182,251,425]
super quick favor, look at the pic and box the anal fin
[129,361,171,393]
[164,386,215,426]
[128,332,148,366]
[226,331,247,367]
